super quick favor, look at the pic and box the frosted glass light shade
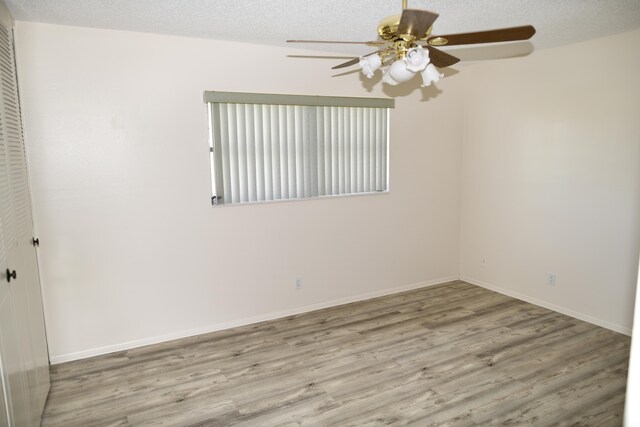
[359,54,382,78]
[405,46,430,72]
[382,59,415,86]
[421,63,444,87]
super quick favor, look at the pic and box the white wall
[459,30,640,334]
[15,22,464,362]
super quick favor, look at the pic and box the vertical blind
[206,93,392,205]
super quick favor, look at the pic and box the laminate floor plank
[407,376,527,427]
[268,281,467,332]
[305,383,441,426]
[41,281,630,426]
[43,371,230,426]
[269,285,486,342]
[467,356,627,425]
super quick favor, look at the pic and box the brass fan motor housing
[377,14,433,41]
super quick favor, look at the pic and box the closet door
[0,371,10,426]
[0,224,30,427]
[0,17,50,418]
[0,1,50,425]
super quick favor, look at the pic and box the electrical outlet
[295,277,303,290]
[547,273,557,286]
[481,258,487,268]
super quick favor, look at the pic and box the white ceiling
[6,0,640,58]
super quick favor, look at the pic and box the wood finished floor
[42,281,630,426]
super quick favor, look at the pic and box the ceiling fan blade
[397,9,439,39]
[331,58,360,69]
[288,55,357,60]
[287,40,386,46]
[427,25,536,46]
[425,46,460,67]
[331,50,381,70]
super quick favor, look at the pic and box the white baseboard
[50,274,630,364]
[50,275,460,364]
[461,275,632,336]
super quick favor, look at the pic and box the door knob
[5,269,16,283]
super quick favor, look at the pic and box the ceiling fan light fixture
[382,59,415,86]
[288,5,535,94]
[359,54,382,78]
[404,46,430,72]
[420,63,444,87]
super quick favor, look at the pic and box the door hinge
[32,237,40,247]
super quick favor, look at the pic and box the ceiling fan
[287,0,535,87]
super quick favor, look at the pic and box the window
[205,92,393,206]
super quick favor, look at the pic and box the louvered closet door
[0,17,49,420]
[0,172,31,426]
[0,1,50,425]
[0,28,31,425]
[0,222,30,426]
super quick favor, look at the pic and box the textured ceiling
[6,0,640,57]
